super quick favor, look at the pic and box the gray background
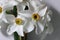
[0,0,60,40]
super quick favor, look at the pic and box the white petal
[24,21,34,33]
[2,17,8,23]
[0,12,8,23]
[0,19,5,25]
[29,0,39,12]
[0,19,2,29]
[17,3,24,11]
[0,0,9,6]
[0,12,4,18]
[18,10,32,18]
[16,25,24,36]
[47,10,52,15]
[39,6,47,17]
[17,14,27,21]
[29,0,38,10]
[40,19,45,27]
[35,22,44,34]
[3,4,13,11]
[7,24,17,35]
[40,30,48,40]
[15,0,23,2]
[46,23,53,34]
[9,0,18,6]
[17,2,30,11]
[47,14,51,22]
[29,0,45,11]
[0,13,8,23]
[1,0,18,11]
[38,22,44,31]
[5,14,15,23]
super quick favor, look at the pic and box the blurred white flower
[0,0,18,23]
[6,3,35,36]
[5,0,53,37]
[6,13,34,36]
[0,26,1,29]
[4,2,34,36]
[15,0,23,2]
[19,6,53,34]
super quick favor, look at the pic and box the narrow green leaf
[6,10,11,14]
[14,32,21,40]
[5,5,18,17]
[13,6,17,17]
[6,10,13,15]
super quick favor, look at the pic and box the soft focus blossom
[2,0,53,38]
[18,5,53,34]
[0,0,18,23]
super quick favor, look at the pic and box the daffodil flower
[6,14,34,36]
[6,0,53,37]
[19,6,53,34]
[0,0,18,23]
[5,3,34,36]
[6,14,23,36]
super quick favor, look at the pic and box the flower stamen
[0,6,2,13]
[32,13,40,21]
[15,18,23,25]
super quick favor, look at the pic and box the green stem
[21,33,27,40]
[20,37,22,40]
[21,33,26,40]
[14,32,21,40]
[24,33,27,40]
[14,32,27,40]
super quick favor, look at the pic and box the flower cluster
[0,0,53,38]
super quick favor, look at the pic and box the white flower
[0,0,18,23]
[4,1,34,37]
[19,6,53,34]
[6,0,53,37]
[6,14,34,36]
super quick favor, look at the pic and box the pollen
[0,6,2,13]
[15,18,23,25]
[32,13,40,21]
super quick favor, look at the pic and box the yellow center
[32,13,40,21]
[0,6,2,13]
[15,18,23,25]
